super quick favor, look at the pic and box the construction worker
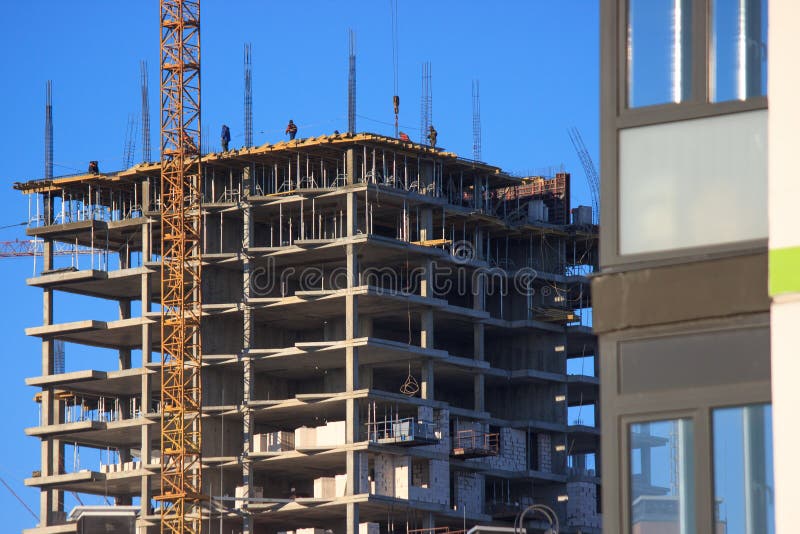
[399,131,410,142]
[285,119,298,140]
[427,125,438,148]
[221,124,231,151]
[182,131,198,153]
[88,161,99,174]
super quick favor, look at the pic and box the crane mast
[157,1,203,533]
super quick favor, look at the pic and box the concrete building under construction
[16,133,599,534]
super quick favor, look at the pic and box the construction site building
[16,133,599,534]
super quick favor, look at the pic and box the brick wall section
[566,481,601,529]
[537,433,552,472]
[453,472,484,513]
[485,428,526,471]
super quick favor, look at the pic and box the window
[711,0,768,102]
[630,419,695,534]
[626,0,769,108]
[616,0,770,258]
[619,109,767,255]
[627,0,693,107]
[713,404,774,534]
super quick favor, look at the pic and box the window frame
[625,414,698,534]
[601,0,769,270]
[709,402,774,533]
[599,314,772,534]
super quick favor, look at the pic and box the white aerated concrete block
[235,485,248,509]
[294,426,317,448]
[359,522,380,534]
[315,420,346,447]
[296,528,326,534]
[253,431,294,452]
[235,485,263,509]
[313,477,336,498]
[335,473,348,497]
[374,454,394,496]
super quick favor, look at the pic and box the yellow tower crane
[155,1,204,533]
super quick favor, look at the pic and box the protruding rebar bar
[45,81,53,179]
[348,30,356,134]
[140,60,151,162]
[244,42,253,147]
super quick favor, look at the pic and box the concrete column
[119,299,132,370]
[139,220,153,528]
[345,148,361,534]
[472,228,486,414]
[141,180,152,213]
[39,235,64,525]
[117,285,134,509]
[473,375,485,413]
[241,165,256,534]
[420,295,435,401]
[418,209,436,401]
[419,207,433,242]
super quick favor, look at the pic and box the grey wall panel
[619,327,770,394]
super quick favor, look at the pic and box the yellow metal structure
[157,1,203,532]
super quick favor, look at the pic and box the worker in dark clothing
[427,125,437,148]
[88,161,99,174]
[285,120,298,140]
[221,124,231,151]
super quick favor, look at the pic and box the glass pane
[627,0,693,107]
[630,419,695,534]
[619,109,767,255]
[711,0,768,102]
[713,404,775,534]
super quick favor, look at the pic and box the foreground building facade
[17,134,599,533]
[595,1,792,533]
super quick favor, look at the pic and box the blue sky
[0,1,599,527]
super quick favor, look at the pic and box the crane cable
[0,475,38,521]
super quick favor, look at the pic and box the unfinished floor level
[16,133,600,534]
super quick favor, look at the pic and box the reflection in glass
[711,0,768,102]
[627,0,692,107]
[630,419,694,534]
[713,404,774,534]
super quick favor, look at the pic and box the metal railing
[453,429,499,455]
[366,417,437,444]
